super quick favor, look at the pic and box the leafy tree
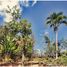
[5,5,34,62]
[19,19,34,61]
[0,5,34,62]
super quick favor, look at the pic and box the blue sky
[22,1,67,51]
[0,1,67,51]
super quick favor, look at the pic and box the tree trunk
[48,41,50,50]
[22,45,26,65]
[22,53,25,62]
[55,31,58,59]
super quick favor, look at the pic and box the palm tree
[44,35,50,49]
[46,12,67,59]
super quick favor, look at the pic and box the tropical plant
[4,5,34,62]
[46,12,67,59]
[44,35,50,50]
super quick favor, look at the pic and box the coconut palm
[46,12,67,59]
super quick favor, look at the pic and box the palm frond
[46,12,67,30]
[51,12,57,19]
[46,20,51,24]
[44,36,50,43]
[46,17,51,20]
[57,12,63,16]
[62,21,67,25]
[62,16,67,19]
[50,24,53,28]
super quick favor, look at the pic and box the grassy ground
[32,56,67,66]
[0,56,67,66]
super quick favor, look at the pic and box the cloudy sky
[0,1,67,51]
[0,0,37,22]
[22,1,67,51]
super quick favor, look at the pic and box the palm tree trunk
[55,31,58,59]
[48,41,50,50]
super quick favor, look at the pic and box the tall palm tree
[46,12,67,59]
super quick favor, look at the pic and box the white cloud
[22,0,29,7]
[44,31,49,35]
[20,0,37,7]
[32,0,37,6]
[0,0,20,22]
[0,0,37,22]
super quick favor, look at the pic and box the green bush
[51,56,67,65]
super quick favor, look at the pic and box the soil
[0,61,48,66]
[0,62,22,66]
